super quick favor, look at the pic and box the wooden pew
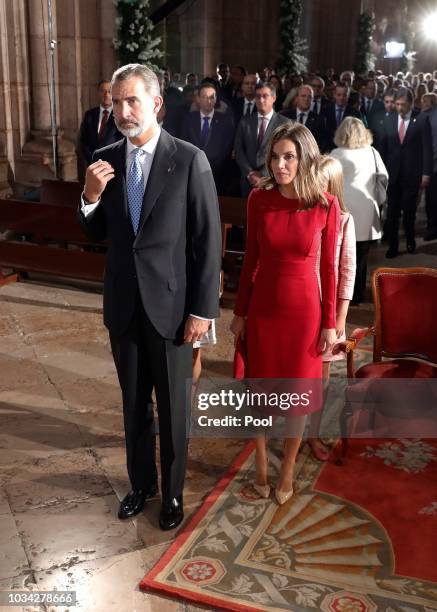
[0,189,248,298]
[40,179,83,208]
[0,198,106,283]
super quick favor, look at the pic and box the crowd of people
[77,60,436,529]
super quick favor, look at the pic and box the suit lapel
[136,129,177,238]
[263,112,278,142]
[249,113,258,150]
[111,138,128,217]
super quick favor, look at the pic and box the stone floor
[0,211,436,612]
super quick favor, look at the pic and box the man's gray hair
[111,63,161,97]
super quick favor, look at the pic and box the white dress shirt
[97,105,113,133]
[243,98,255,115]
[199,110,214,129]
[397,111,412,134]
[257,109,274,136]
[295,108,309,125]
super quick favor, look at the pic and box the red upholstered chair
[336,267,437,463]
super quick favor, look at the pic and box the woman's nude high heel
[275,486,294,505]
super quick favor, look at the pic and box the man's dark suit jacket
[322,103,362,150]
[231,98,257,124]
[78,130,222,340]
[234,111,291,178]
[280,108,328,152]
[79,107,123,165]
[380,110,433,187]
[370,110,395,154]
[312,96,330,116]
[180,111,235,193]
[361,99,385,142]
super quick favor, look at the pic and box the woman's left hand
[319,328,337,353]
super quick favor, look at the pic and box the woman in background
[330,117,387,304]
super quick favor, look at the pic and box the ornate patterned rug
[140,347,437,610]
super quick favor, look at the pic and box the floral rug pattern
[141,348,437,610]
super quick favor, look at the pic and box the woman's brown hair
[261,122,327,209]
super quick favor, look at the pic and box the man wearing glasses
[235,81,290,196]
[309,76,329,116]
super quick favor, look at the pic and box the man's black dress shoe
[385,247,399,259]
[406,241,416,254]
[159,496,184,531]
[118,484,158,519]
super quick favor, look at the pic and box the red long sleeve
[233,190,260,317]
[320,195,340,328]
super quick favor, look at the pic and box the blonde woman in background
[308,156,356,461]
[330,117,387,304]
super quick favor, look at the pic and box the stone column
[19,0,77,185]
[0,0,30,196]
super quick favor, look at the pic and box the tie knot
[203,116,209,124]
[103,109,109,117]
[132,148,145,160]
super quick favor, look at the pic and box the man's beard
[115,117,147,138]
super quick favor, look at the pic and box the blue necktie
[336,107,343,127]
[200,116,210,149]
[127,148,145,234]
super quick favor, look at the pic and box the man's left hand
[184,316,210,343]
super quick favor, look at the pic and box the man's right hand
[83,159,115,203]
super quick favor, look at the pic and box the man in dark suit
[360,79,384,136]
[235,81,291,196]
[381,88,432,257]
[372,88,396,154]
[180,82,235,194]
[323,82,361,150]
[79,80,123,166]
[308,76,330,116]
[280,85,328,152]
[78,64,221,530]
[231,74,258,123]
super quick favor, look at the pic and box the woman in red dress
[230,123,340,505]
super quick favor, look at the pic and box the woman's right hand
[230,315,246,343]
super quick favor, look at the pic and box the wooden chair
[218,196,247,306]
[336,267,437,463]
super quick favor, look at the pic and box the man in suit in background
[79,80,123,166]
[281,85,328,152]
[361,79,384,136]
[231,73,258,124]
[180,82,235,194]
[78,64,221,530]
[323,82,361,150]
[235,81,290,196]
[308,76,330,116]
[372,88,396,154]
[381,88,432,258]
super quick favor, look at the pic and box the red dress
[234,188,340,413]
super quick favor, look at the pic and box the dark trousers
[353,240,374,303]
[386,181,420,251]
[110,293,192,502]
[425,172,437,232]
